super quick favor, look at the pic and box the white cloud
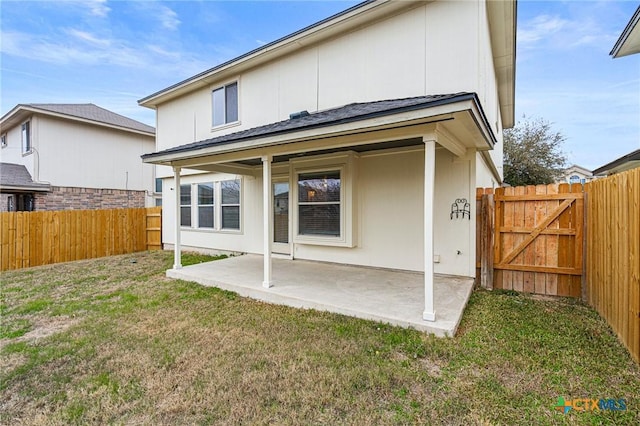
[519,10,618,52]
[65,28,111,47]
[0,26,212,81]
[83,0,111,18]
[1,30,144,68]
[158,5,181,31]
[518,15,568,44]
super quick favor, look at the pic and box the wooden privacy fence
[0,207,162,271]
[585,168,639,363]
[476,183,584,297]
[477,170,639,363]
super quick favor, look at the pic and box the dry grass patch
[1,252,639,425]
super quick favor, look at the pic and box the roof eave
[610,6,640,58]
[0,105,155,137]
[142,93,496,165]
[592,149,640,175]
[486,0,517,129]
[0,183,51,193]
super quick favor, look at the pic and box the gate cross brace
[500,198,574,265]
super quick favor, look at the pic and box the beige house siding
[154,1,503,183]
[160,146,478,276]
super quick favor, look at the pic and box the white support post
[423,138,436,321]
[262,155,273,288]
[173,166,182,270]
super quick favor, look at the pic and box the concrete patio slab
[167,254,474,337]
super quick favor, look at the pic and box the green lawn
[1,251,638,425]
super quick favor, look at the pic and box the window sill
[180,227,242,235]
[211,121,241,133]
[294,234,354,248]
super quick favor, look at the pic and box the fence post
[581,191,588,302]
[480,193,494,289]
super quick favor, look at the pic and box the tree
[503,116,568,186]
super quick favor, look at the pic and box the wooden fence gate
[477,183,584,297]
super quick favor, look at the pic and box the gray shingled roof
[25,104,155,134]
[0,163,51,191]
[592,148,640,175]
[143,92,477,160]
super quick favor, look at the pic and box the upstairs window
[1,133,6,148]
[21,121,31,153]
[212,82,238,127]
[155,178,163,193]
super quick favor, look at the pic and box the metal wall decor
[450,198,470,220]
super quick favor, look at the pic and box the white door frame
[272,176,291,256]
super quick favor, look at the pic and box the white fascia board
[611,6,640,58]
[487,0,516,128]
[0,184,51,193]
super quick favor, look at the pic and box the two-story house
[139,0,516,324]
[0,103,156,211]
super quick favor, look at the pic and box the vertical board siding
[585,168,640,364]
[0,207,162,271]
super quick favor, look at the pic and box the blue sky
[1,0,638,170]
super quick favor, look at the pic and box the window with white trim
[221,179,240,230]
[197,183,214,229]
[21,121,31,153]
[1,133,6,148]
[212,82,238,127]
[180,184,191,227]
[180,179,242,231]
[298,171,341,237]
[292,152,356,247]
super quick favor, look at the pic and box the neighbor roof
[610,6,640,58]
[142,92,490,161]
[0,104,155,136]
[0,163,51,192]
[563,164,593,176]
[592,148,640,176]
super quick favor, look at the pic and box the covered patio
[168,254,474,337]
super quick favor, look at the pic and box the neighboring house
[0,104,157,211]
[602,7,640,176]
[592,149,640,176]
[139,0,516,322]
[557,164,596,185]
